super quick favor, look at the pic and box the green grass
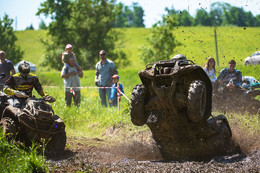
[0,130,49,172]
[2,27,258,167]
[14,27,260,138]
[36,68,141,138]
[15,27,260,79]
[15,30,48,65]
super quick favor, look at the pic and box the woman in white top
[204,57,216,83]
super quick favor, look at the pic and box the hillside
[15,27,260,71]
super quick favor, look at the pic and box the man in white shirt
[61,58,83,106]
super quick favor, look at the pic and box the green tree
[255,15,260,26]
[37,0,128,70]
[209,2,226,26]
[112,2,144,28]
[140,16,178,64]
[194,9,210,26]
[0,14,23,64]
[39,19,47,29]
[36,0,72,45]
[112,3,127,27]
[178,10,193,26]
[165,7,193,26]
[245,11,256,26]
[132,2,145,27]
[25,24,34,30]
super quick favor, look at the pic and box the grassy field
[1,27,259,171]
[14,27,260,72]
[13,27,260,136]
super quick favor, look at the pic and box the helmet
[18,60,30,77]
[112,74,119,79]
[171,54,187,61]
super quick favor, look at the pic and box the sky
[0,0,259,30]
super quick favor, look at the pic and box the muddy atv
[130,59,232,161]
[0,92,66,155]
[212,84,260,115]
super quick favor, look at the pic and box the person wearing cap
[95,50,118,107]
[109,74,124,107]
[61,57,83,107]
[61,44,82,74]
[0,51,16,90]
[216,60,242,89]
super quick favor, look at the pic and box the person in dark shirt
[217,60,242,89]
[0,51,15,90]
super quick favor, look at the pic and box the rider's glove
[14,91,28,98]
[44,95,56,103]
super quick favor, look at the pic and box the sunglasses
[100,54,106,56]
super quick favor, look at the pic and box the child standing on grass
[61,44,82,73]
[109,74,124,107]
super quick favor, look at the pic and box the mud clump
[212,84,260,114]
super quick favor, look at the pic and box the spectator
[204,57,216,83]
[61,57,83,107]
[109,74,124,107]
[61,44,82,73]
[95,50,118,107]
[0,51,15,90]
[216,60,242,89]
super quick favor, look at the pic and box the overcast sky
[0,0,259,30]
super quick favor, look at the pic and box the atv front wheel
[187,80,207,122]
[46,131,66,156]
[130,84,148,126]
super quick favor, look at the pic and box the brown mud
[48,128,260,172]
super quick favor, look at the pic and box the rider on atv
[3,60,55,107]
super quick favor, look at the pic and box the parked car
[14,61,36,72]
[244,51,260,65]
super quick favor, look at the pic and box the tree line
[166,2,260,27]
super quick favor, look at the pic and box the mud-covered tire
[130,84,147,126]
[46,131,66,156]
[219,123,231,151]
[0,117,17,139]
[208,115,232,154]
[187,80,207,122]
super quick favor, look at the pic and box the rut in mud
[48,124,260,172]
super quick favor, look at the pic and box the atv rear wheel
[217,121,231,154]
[0,117,17,139]
[46,131,66,156]
[187,80,207,122]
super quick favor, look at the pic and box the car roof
[252,51,260,55]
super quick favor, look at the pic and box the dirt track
[48,129,260,173]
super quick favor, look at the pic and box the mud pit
[48,129,260,172]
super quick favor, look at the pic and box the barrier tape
[64,86,131,102]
